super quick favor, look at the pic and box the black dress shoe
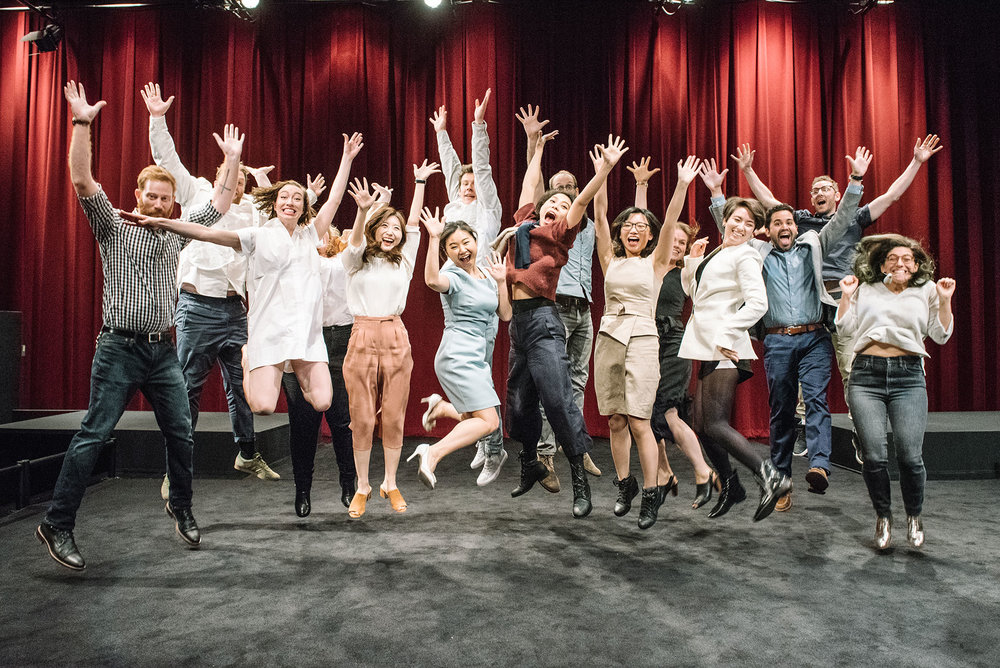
[165,503,202,548]
[638,486,664,530]
[753,460,793,522]
[340,484,355,509]
[707,471,747,518]
[570,459,592,518]
[511,451,548,498]
[295,489,311,517]
[36,523,85,571]
[613,474,639,516]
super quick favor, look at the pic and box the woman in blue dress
[408,208,512,489]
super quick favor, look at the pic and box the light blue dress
[435,266,500,413]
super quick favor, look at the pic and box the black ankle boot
[638,486,663,530]
[707,471,747,518]
[511,451,548,498]
[613,474,639,516]
[340,483,355,509]
[295,489,311,517]
[753,459,793,522]
[570,459,592,518]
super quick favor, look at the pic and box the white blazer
[679,243,768,361]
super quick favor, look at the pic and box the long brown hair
[363,206,407,265]
[852,234,936,287]
[252,180,314,227]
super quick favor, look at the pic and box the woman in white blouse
[341,164,437,519]
[836,234,955,550]
[679,193,791,522]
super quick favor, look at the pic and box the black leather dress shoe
[295,489,311,517]
[340,484,355,509]
[570,460,592,518]
[753,460,793,522]
[613,474,639,516]
[36,523,85,570]
[511,451,548,498]
[165,503,202,548]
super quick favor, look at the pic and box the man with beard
[703,146,869,510]
[35,81,243,570]
[731,136,942,463]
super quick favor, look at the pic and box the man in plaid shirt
[36,81,245,570]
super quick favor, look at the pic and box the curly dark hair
[362,206,407,265]
[852,233,936,287]
[609,207,661,258]
[439,221,478,264]
[252,180,315,227]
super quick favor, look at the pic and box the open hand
[64,81,106,123]
[698,158,728,191]
[343,132,364,160]
[213,123,245,159]
[914,134,943,163]
[598,135,629,167]
[430,105,447,133]
[846,146,873,178]
[307,173,326,197]
[474,88,491,124]
[627,156,660,185]
[372,182,393,204]
[413,159,442,181]
[140,82,174,118]
[676,155,702,185]
[515,104,549,137]
[730,143,755,171]
[485,250,507,282]
[348,177,375,210]
[419,206,444,237]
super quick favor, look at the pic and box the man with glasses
[731,136,943,463]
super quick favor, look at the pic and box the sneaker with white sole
[470,440,486,469]
[792,424,807,457]
[477,449,508,486]
[234,453,280,480]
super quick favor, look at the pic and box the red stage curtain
[1,1,996,441]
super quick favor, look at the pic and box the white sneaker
[477,449,508,487]
[470,440,486,469]
[234,453,280,480]
[160,474,169,501]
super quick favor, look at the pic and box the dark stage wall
[1,0,997,439]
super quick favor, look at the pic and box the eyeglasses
[621,221,649,231]
[885,254,916,265]
[809,185,836,195]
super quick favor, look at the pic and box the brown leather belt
[765,323,825,336]
[824,279,842,292]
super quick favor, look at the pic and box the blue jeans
[174,291,253,446]
[507,303,591,459]
[849,354,928,517]
[764,330,833,477]
[45,331,195,530]
[538,301,593,456]
[282,324,356,490]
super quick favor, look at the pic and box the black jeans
[281,324,356,491]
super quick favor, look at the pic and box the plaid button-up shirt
[79,185,222,333]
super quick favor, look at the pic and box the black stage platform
[2,440,998,666]
[830,411,1000,479]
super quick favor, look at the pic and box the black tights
[691,366,764,478]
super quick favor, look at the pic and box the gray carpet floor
[2,438,998,667]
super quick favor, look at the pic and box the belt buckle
[147,331,163,344]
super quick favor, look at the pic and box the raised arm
[409,159,441,227]
[516,104,551,202]
[207,124,244,217]
[866,134,943,221]
[65,81,106,198]
[471,89,502,245]
[142,82,202,208]
[569,135,628,229]
[627,156,660,210]
[518,130,557,209]
[313,132,364,241]
[347,178,376,249]
[432,105,462,202]
[699,158,729,233]
[653,156,701,272]
[419,207,450,294]
[817,147,871,256]
[731,143,781,209]
[590,145,613,273]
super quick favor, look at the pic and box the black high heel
[692,471,720,509]
[657,475,679,504]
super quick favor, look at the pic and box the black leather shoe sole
[35,526,85,571]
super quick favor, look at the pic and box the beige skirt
[594,332,659,418]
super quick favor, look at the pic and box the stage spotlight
[424,0,443,8]
[21,23,61,53]
[240,0,260,8]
